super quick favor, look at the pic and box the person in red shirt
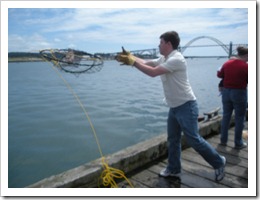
[217,46,248,149]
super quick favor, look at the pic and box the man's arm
[131,55,146,64]
[116,50,169,77]
[133,61,169,77]
[217,65,224,78]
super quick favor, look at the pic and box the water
[8,58,225,187]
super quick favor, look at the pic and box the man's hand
[116,54,136,66]
[115,46,131,58]
[115,47,135,66]
[121,46,131,56]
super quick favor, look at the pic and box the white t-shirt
[149,50,196,108]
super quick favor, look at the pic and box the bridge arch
[139,50,154,55]
[181,36,230,55]
[131,48,158,58]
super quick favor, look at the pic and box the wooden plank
[181,158,247,188]
[206,136,248,160]
[120,156,247,188]
[177,172,224,188]
[154,164,226,188]
[181,148,247,187]
[146,163,189,188]
[158,154,247,188]
[118,161,188,188]
[183,149,247,178]
[137,159,226,188]
[117,178,150,188]
[210,140,248,160]
[118,122,248,188]
[186,142,248,169]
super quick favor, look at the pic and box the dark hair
[160,31,180,49]
[237,46,248,56]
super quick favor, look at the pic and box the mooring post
[153,48,157,58]
[229,41,233,58]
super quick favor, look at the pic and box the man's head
[159,31,180,56]
[237,46,248,62]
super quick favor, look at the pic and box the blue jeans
[167,100,224,173]
[221,88,247,146]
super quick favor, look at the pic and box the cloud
[9,33,53,52]
[8,8,248,54]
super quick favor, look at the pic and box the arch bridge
[180,36,247,58]
[109,36,247,59]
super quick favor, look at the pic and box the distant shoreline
[8,57,43,62]
[8,56,228,63]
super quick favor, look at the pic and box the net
[39,49,103,74]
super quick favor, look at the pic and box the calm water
[8,58,226,187]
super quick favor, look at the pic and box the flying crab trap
[39,49,104,74]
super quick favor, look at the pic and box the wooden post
[229,42,233,58]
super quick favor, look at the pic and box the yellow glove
[121,46,131,56]
[115,46,131,59]
[115,47,135,65]
[116,54,136,66]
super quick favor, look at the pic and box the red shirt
[217,59,248,89]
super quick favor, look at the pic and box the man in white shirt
[116,31,226,182]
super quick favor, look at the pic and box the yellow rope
[99,157,134,188]
[41,50,134,188]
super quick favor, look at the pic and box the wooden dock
[117,122,248,188]
[28,117,248,189]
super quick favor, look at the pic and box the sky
[7,5,249,56]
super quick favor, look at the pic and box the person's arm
[133,61,169,77]
[131,55,146,64]
[217,66,224,78]
[116,50,169,77]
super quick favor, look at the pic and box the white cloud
[54,38,61,43]
[9,33,54,52]
[8,8,248,54]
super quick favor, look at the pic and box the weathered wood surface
[28,116,246,188]
[118,123,248,188]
